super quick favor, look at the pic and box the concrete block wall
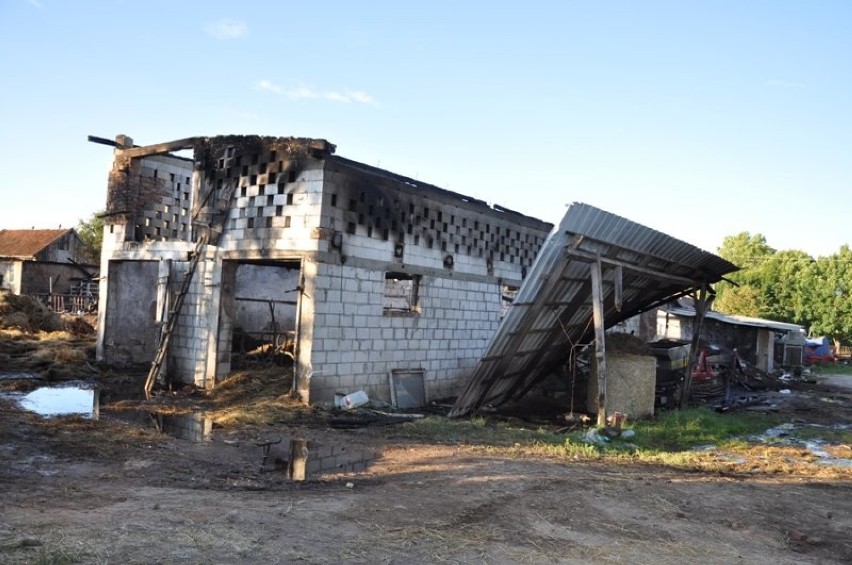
[132,155,194,242]
[168,247,222,389]
[321,159,552,284]
[306,261,504,405]
[217,167,326,253]
[194,137,329,255]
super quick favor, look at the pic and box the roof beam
[564,247,699,286]
[118,137,200,159]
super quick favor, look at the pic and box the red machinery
[691,347,719,382]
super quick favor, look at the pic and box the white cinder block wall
[305,157,552,405]
[307,262,505,404]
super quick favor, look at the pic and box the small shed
[656,300,805,373]
[0,229,97,308]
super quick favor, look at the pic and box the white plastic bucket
[341,390,369,409]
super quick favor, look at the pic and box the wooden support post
[291,262,308,401]
[678,285,713,408]
[155,259,172,382]
[614,265,623,312]
[590,259,607,427]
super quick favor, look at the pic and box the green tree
[714,233,852,345]
[76,210,105,264]
[806,245,852,344]
[716,232,775,269]
[760,249,814,325]
[714,232,775,316]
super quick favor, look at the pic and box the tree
[716,232,775,269]
[760,249,814,326]
[713,233,852,345]
[76,210,105,264]
[805,245,852,345]
[714,232,775,317]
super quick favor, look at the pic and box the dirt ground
[1,327,851,564]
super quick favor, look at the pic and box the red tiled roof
[0,229,71,259]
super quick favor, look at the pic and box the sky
[1,0,850,258]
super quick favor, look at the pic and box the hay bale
[64,316,96,336]
[0,292,63,333]
[587,353,656,419]
[1,311,30,329]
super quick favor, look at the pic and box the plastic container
[341,390,369,409]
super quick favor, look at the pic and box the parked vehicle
[804,336,837,365]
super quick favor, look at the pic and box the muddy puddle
[105,409,379,481]
[106,410,213,442]
[752,423,852,468]
[10,383,99,418]
[256,437,378,480]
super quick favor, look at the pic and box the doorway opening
[217,260,302,379]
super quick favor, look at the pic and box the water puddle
[258,438,378,481]
[105,410,378,480]
[16,384,99,418]
[106,410,213,442]
[751,423,852,468]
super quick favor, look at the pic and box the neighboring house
[650,298,805,373]
[0,229,97,301]
[95,134,553,406]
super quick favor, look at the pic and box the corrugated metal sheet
[450,202,739,417]
[665,305,805,333]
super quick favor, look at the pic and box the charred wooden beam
[119,137,200,159]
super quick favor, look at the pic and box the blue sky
[1,0,849,257]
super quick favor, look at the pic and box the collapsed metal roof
[450,202,739,417]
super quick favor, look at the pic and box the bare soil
[1,328,851,564]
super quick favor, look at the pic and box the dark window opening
[383,272,420,314]
[501,284,519,317]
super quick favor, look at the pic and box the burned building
[95,134,552,406]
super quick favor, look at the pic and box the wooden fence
[29,293,98,314]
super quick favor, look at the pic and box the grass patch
[393,408,781,453]
[811,363,852,376]
[621,407,783,452]
[387,415,563,446]
[389,408,787,468]
[785,423,852,444]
